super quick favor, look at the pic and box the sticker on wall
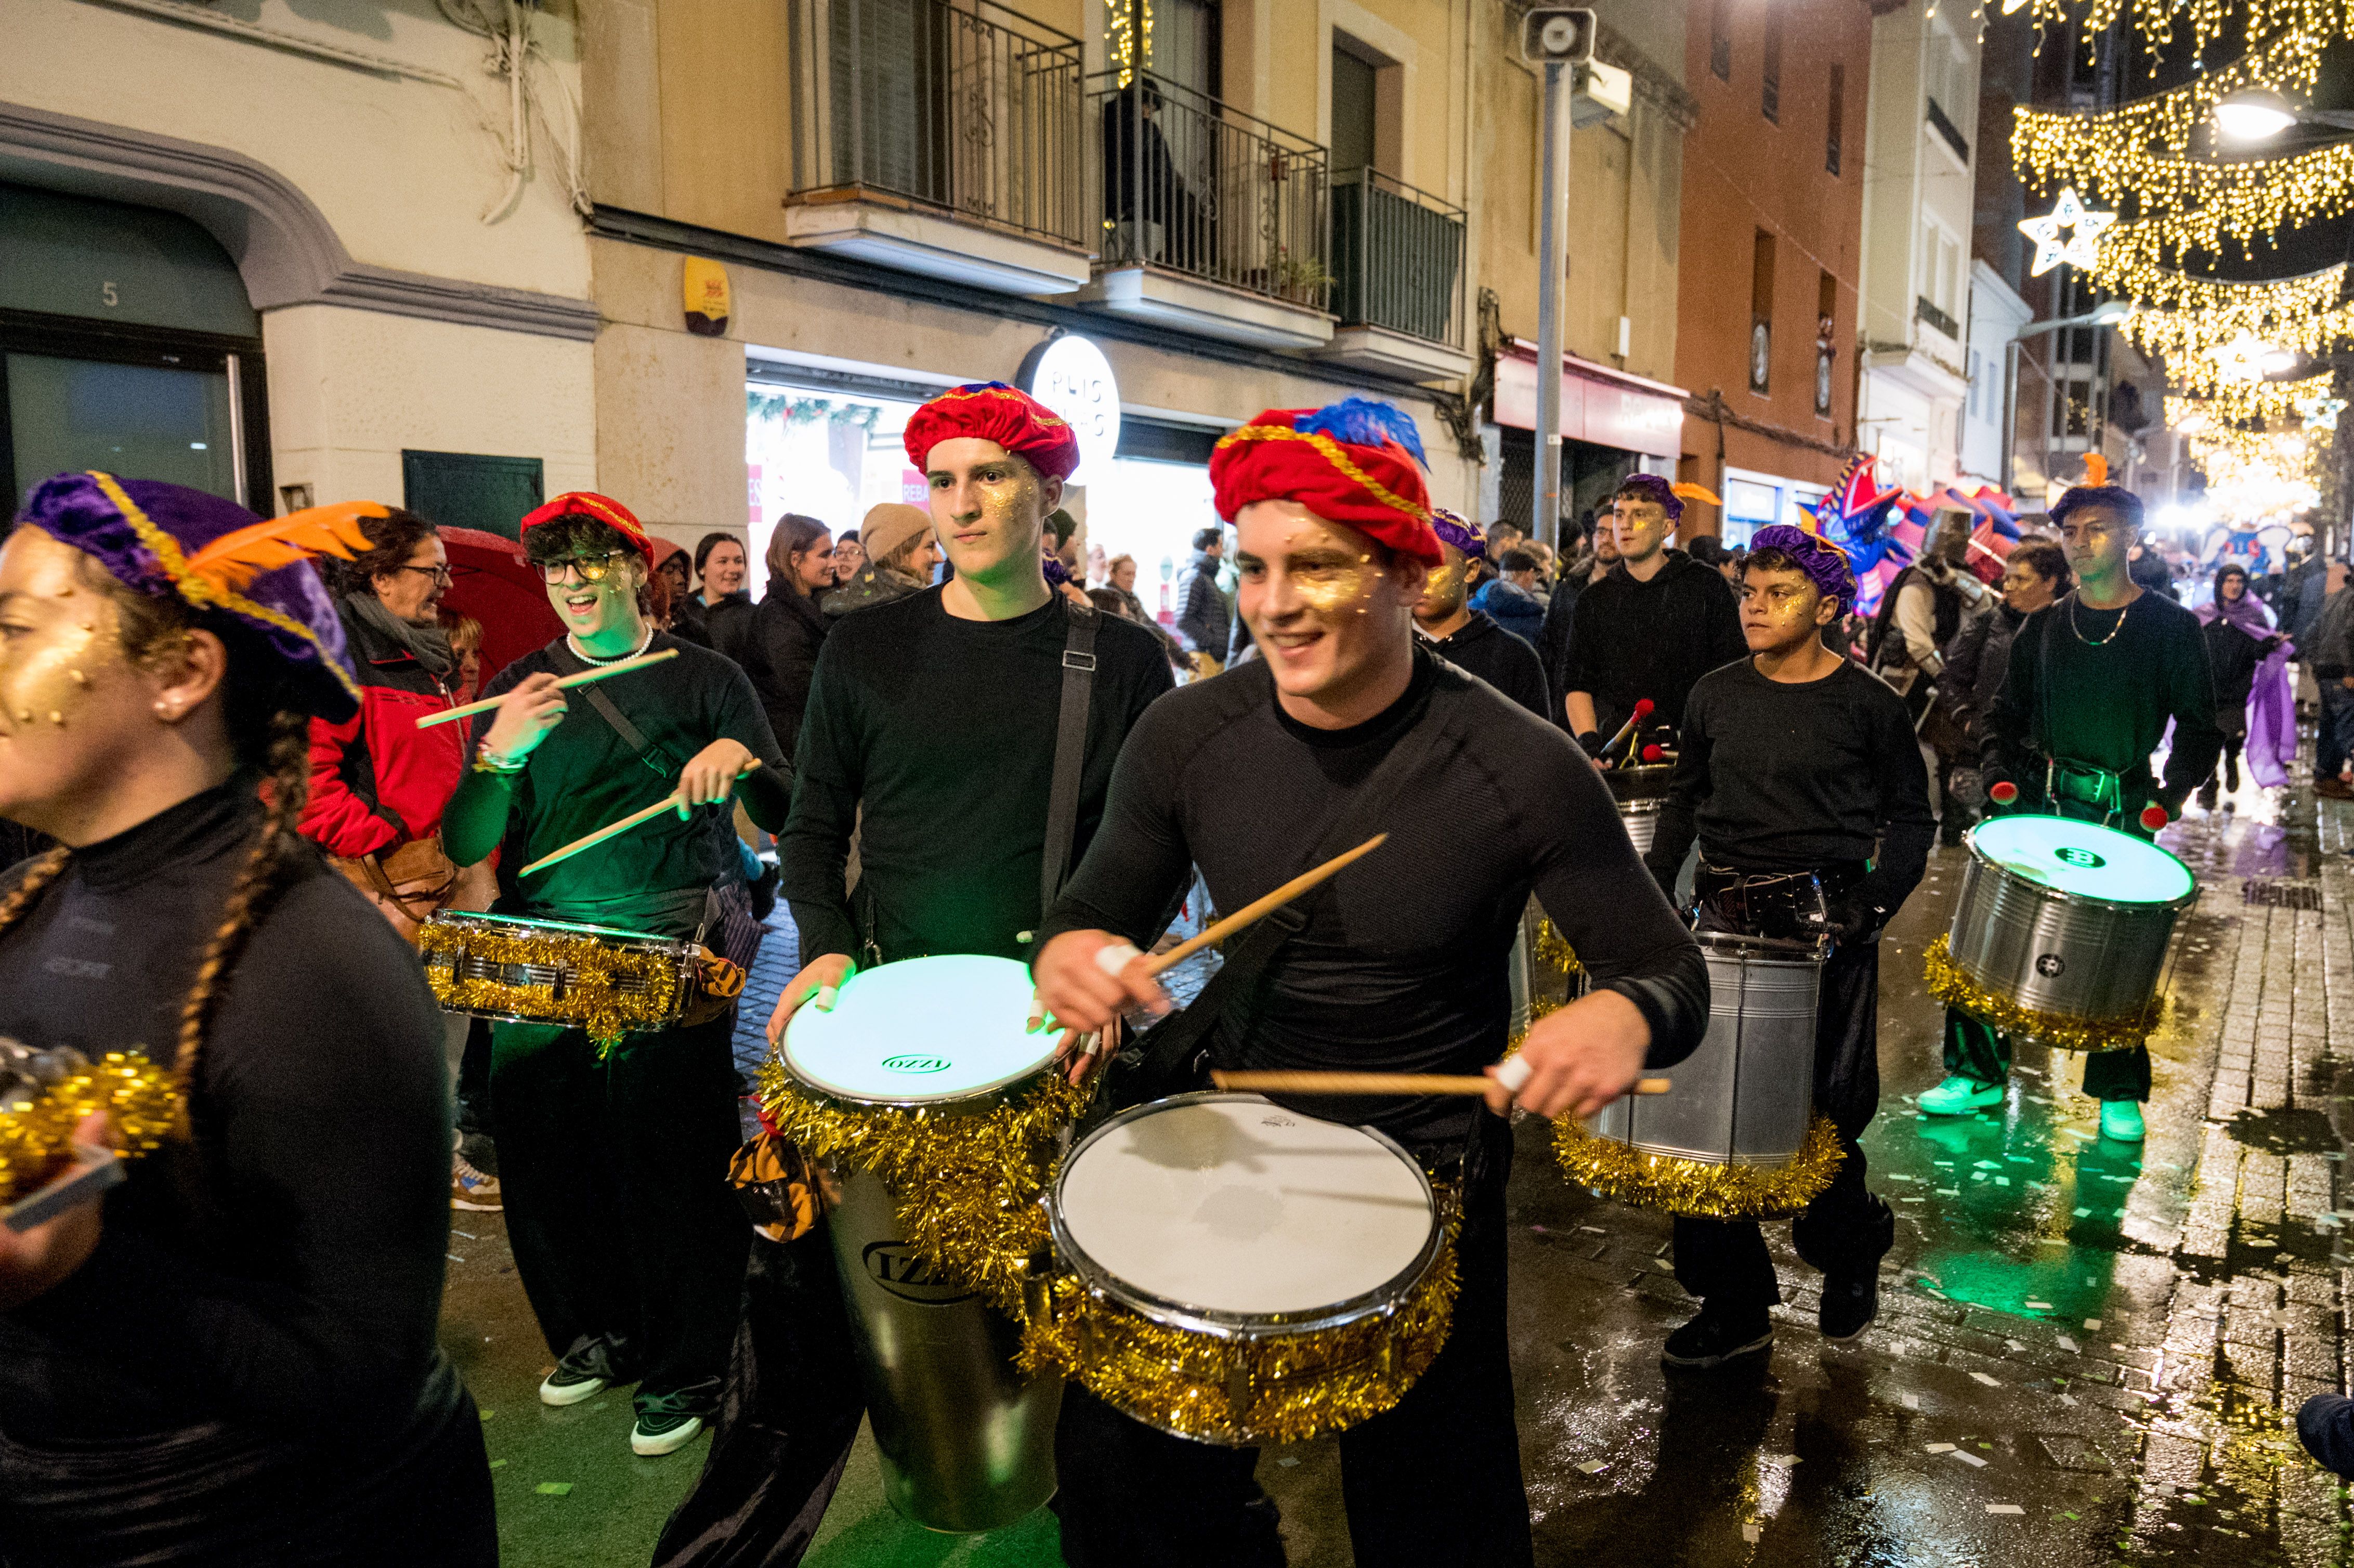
[684,257,731,337]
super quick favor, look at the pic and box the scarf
[345,590,455,678]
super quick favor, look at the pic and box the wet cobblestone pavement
[447,769,2354,1567]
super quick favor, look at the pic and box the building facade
[1672,0,1874,544]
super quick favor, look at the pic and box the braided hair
[0,548,316,1149]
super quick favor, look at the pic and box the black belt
[1693,861,1863,944]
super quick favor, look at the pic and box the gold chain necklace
[2068,592,2130,648]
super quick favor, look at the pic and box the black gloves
[1576,730,1605,759]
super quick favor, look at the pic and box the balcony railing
[1329,168,1466,348]
[784,0,1087,251]
[1088,70,1332,311]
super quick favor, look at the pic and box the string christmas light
[2016,135,2354,267]
[2005,0,2354,79]
[2009,31,2335,152]
[2161,370,2333,425]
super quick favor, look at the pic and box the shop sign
[1019,334,1121,484]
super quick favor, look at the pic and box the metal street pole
[1534,61,1568,550]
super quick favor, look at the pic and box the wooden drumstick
[415,647,679,729]
[1211,1071,1673,1096]
[516,760,762,878]
[1136,834,1390,977]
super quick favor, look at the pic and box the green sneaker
[2099,1101,2146,1142]
[1918,1075,2005,1116]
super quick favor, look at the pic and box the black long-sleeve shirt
[1562,551,1748,739]
[443,632,791,932]
[1644,659,1936,918]
[1983,589,2223,817]
[1421,610,1550,718]
[1035,649,1709,1145]
[0,782,456,1447]
[779,588,1173,964]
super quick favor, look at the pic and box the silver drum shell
[1618,800,1661,858]
[1943,837,2189,1040]
[1588,934,1821,1167]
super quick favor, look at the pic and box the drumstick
[516,760,763,878]
[1140,834,1389,977]
[1598,699,1653,769]
[1211,1070,1673,1096]
[415,647,681,729]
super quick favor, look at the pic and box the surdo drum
[778,955,1063,1533]
[1030,1093,1456,1446]
[1933,815,2195,1052]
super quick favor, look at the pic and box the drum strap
[1039,600,1101,910]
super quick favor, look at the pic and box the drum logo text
[2055,847,2106,869]
[861,1242,978,1304]
[879,1054,952,1074]
[2036,953,2067,977]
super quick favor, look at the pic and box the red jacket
[302,605,468,858]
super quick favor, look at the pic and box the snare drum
[773,955,1067,1534]
[1606,763,1675,856]
[418,910,700,1049]
[1562,932,1840,1217]
[1027,1093,1455,1447]
[1930,815,2195,1052]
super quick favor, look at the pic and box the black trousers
[490,1013,749,1403]
[1672,934,1894,1314]
[1942,1009,2151,1102]
[1050,1112,1534,1568]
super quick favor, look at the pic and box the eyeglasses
[533,552,632,585]
[393,564,455,587]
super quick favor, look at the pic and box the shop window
[402,451,545,541]
[1750,230,1776,396]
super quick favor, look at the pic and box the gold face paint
[0,531,122,741]
[1417,553,1469,620]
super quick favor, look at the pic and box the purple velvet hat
[1617,473,1683,523]
[1431,507,1487,561]
[1749,522,1859,613]
[15,472,360,721]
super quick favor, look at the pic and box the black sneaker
[1819,1270,1879,1341]
[1660,1308,1773,1369]
[631,1387,717,1456]
[539,1336,632,1408]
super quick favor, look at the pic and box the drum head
[781,954,1053,1105]
[1967,816,2194,906]
[1056,1096,1436,1319]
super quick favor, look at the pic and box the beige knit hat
[861,502,932,563]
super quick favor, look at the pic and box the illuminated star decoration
[2210,332,2280,384]
[2016,187,2118,278]
[2298,393,2347,430]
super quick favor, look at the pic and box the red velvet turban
[902,382,1081,481]
[1207,399,1442,567]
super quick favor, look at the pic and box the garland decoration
[0,1049,180,1208]
[2005,1,2354,82]
[418,922,692,1054]
[1554,1112,1845,1220]
[756,1055,1092,1316]
[1923,934,2166,1053]
[1019,1209,1460,1445]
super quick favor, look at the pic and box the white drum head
[1057,1097,1435,1318]
[781,954,1053,1104]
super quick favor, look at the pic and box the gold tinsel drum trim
[1017,1217,1461,1446]
[0,1051,181,1207]
[1921,934,2165,1053]
[1554,1113,1845,1219]
[756,1057,1091,1316]
[1533,919,1583,977]
[419,921,690,1052]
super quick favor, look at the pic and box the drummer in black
[441,490,793,1459]
[1928,484,2221,1145]
[1032,398,1709,1568]
[1641,524,1935,1368]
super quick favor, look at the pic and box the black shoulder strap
[574,661,685,782]
[1040,599,1101,908]
[1118,688,1456,1102]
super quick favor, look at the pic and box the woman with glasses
[302,505,492,944]
[440,492,792,1460]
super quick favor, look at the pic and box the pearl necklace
[569,625,655,664]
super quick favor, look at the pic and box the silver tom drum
[1588,931,1822,1169]
[778,955,1063,1534]
[1939,815,2196,1049]
[1605,763,1674,857]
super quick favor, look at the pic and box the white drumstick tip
[1494,1055,1534,1094]
[1094,941,1145,978]
[814,984,839,1013]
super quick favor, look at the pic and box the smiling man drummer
[440,491,792,1459]
[1030,398,1709,1568]
[1641,525,1935,1369]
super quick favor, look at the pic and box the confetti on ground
[447,1253,466,1263]
[479,1410,494,1420]
[1577,1460,1607,1473]
[1901,1393,1920,1409]
[536,1483,572,1497]
[1579,1225,1606,1234]
[2057,1335,2078,1352]
[1925,1443,1956,1453]
[2073,1207,2092,1217]
[1277,1456,1300,1467]
[2059,1394,2078,1407]
[1986,1503,2024,1514]
[452,1230,476,1239]
[1741,1522,1761,1544]
[2084,1318,2102,1330]
[2026,1300,2054,1310]
[1970,1372,2002,1387]
[1952,1452,1989,1468]
[488,1459,506,1470]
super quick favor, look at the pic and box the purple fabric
[1431,508,1487,561]
[1748,522,1859,612]
[2196,586,2295,789]
[1617,473,1682,523]
[15,472,358,722]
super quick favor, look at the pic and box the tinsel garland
[419,923,688,1052]
[1554,1113,1845,1220]
[756,1057,1091,1316]
[0,1052,181,1207]
[1921,935,2164,1054]
[1533,920,1582,978]
[1018,1214,1460,1446]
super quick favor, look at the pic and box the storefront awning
[1491,341,1688,460]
